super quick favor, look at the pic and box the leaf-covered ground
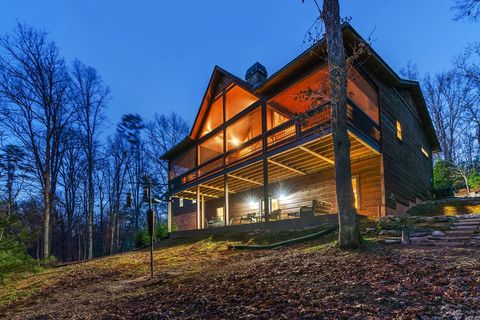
[2,232,480,319]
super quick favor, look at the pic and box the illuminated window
[179,198,184,207]
[200,97,223,137]
[198,131,223,165]
[226,108,261,150]
[396,120,402,141]
[225,85,258,120]
[216,207,224,220]
[266,105,290,130]
[421,147,429,158]
[271,198,279,211]
[352,176,360,209]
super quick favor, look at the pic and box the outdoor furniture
[288,200,332,218]
[240,212,257,224]
[269,209,282,221]
[206,217,224,228]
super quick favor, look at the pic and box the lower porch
[169,133,383,232]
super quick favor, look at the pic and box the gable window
[396,120,402,141]
[200,97,223,137]
[421,146,429,158]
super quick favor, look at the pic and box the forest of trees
[1,0,480,271]
[0,24,189,275]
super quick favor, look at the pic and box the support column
[261,101,270,222]
[263,159,270,222]
[196,185,201,229]
[201,195,205,229]
[167,196,172,233]
[224,175,229,226]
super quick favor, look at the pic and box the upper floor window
[200,97,223,137]
[421,146,429,158]
[199,85,258,138]
[396,120,402,141]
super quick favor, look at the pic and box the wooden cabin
[162,24,439,232]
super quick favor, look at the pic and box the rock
[433,216,450,222]
[379,230,401,236]
[384,239,401,244]
[432,230,446,237]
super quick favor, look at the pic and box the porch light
[279,193,288,201]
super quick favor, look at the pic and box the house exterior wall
[378,85,434,214]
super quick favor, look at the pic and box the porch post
[261,101,270,221]
[201,195,205,229]
[263,159,270,221]
[196,185,201,229]
[167,196,172,233]
[224,174,229,226]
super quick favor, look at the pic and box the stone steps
[411,215,480,248]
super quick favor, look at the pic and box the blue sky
[1,1,479,130]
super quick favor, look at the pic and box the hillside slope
[2,232,480,319]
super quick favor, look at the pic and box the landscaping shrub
[135,222,171,248]
[433,160,455,198]
[468,172,480,192]
[0,215,38,283]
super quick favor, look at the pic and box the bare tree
[424,70,475,162]
[0,24,73,258]
[302,0,361,248]
[399,61,420,81]
[452,0,480,22]
[145,112,189,218]
[70,59,109,260]
[58,130,83,261]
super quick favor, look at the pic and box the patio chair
[269,209,282,221]
[240,212,257,224]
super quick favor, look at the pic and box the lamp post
[126,174,160,279]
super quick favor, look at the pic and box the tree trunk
[321,0,361,249]
[43,176,51,258]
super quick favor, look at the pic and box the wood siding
[226,155,382,222]
[378,84,434,212]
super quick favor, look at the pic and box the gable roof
[253,23,439,152]
[162,23,440,160]
[189,66,258,139]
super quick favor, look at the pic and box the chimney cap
[245,62,267,81]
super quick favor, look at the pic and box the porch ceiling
[173,133,379,198]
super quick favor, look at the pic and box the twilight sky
[1,1,479,131]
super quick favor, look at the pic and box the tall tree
[321,0,360,248]
[0,145,31,217]
[0,24,73,258]
[424,70,475,162]
[70,59,109,260]
[145,112,189,219]
[302,0,361,248]
[118,114,145,242]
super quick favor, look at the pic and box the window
[179,198,184,207]
[271,198,279,211]
[396,120,402,141]
[200,97,223,137]
[170,147,196,179]
[352,176,360,209]
[225,85,258,120]
[421,146,429,158]
[198,131,224,165]
[266,105,290,130]
[226,108,262,151]
[216,207,224,220]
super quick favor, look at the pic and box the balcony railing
[170,101,380,190]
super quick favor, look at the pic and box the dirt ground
[2,236,480,319]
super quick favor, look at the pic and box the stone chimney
[245,62,267,87]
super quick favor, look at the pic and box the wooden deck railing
[170,101,380,190]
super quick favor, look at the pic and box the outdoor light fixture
[279,193,287,201]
